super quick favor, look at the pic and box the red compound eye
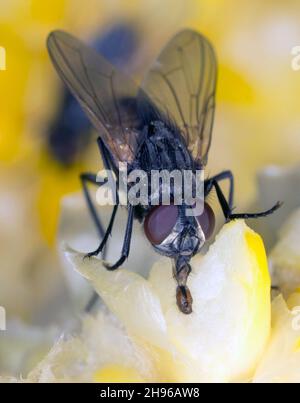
[196,202,215,239]
[144,205,179,245]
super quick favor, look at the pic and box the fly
[47,29,281,314]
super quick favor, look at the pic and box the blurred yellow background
[0,0,300,318]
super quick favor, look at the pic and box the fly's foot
[104,256,126,271]
[84,249,100,260]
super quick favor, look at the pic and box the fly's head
[144,202,215,259]
[144,202,215,314]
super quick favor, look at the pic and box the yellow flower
[41,219,270,383]
[4,198,300,383]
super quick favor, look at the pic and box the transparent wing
[47,30,143,166]
[141,30,217,166]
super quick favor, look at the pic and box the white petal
[254,295,300,383]
[149,220,271,382]
[65,247,169,350]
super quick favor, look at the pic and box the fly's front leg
[104,205,134,271]
[85,203,119,259]
[97,136,117,175]
[85,170,119,259]
[85,136,120,258]
[80,173,107,240]
[81,172,119,259]
[82,136,119,312]
[81,172,109,313]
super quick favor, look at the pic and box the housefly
[47,23,139,166]
[47,30,281,314]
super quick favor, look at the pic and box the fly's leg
[85,292,99,313]
[85,204,119,258]
[85,136,120,258]
[97,136,118,177]
[81,172,120,259]
[206,176,282,222]
[205,170,234,210]
[82,136,120,312]
[80,173,107,240]
[80,172,110,314]
[104,205,134,271]
[227,202,282,220]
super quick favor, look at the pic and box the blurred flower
[0,320,58,377]
[0,0,68,164]
[188,0,300,208]
[25,309,149,383]
[251,165,300,290]
[255,165,300,246]
[0,167,64,319]
[0,1,78,320]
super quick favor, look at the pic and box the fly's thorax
[138,121,194,172]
